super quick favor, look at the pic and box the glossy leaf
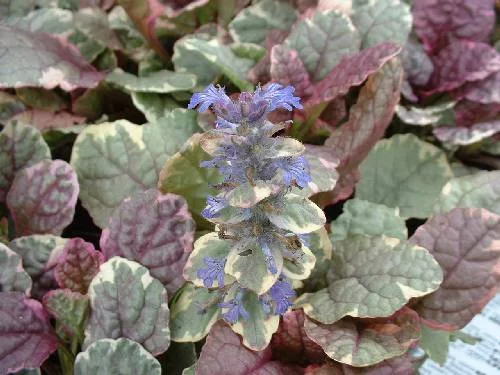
[75,338,161,375]
[330,199,407,243]
[0,121,50,202]
[101,189,195,296]
[71,109,199,228]
[54,238,105,294]
[0,243,32,294]
[357,134,453,218]
[84,257,170,355]
[436,171,500,216]
[0,25,104,90]
[297,235,443,324]
[285,10,360,81]
[7,160,79,236]
[409,208,500,329]
[0,292,59,374]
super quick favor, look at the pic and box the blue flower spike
[197,256,226,288]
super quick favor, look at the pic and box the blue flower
[269,280,295,315]
[260,240,278,274]
[197,257,226,288]
[201,195,228,219]
[276,156,312,188]
[254,83,303,111]
[188,84,232,112]
[219,291,250,324]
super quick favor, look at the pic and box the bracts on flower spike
[182,83,326,337]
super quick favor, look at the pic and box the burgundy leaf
[455,100,500,127]
[0,292,59,374]
[55,238,105,294]
[308,42,401,106]
[429,41,500,94]
[413,0,496,53]
[324,58,402,184]
[248,30,289,83]
[100,189,195,296]
[271,309,326,365]
[196,321,302,375]
[6,160,79,236]
[457,70,500,105]
[433,120,500,146]
[409,208,500,329]
[270,44,313,98]
[11,110,86,131]
[164,0,210,18]
[0,25,105,91]
[401,40,434,87]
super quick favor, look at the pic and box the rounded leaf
[6,159,79,236]
[84,257,170,355]
[0,243,31,294]
[42,289,89,337]
[0,121,50,202]
[297,235,443,324]
[357,134,453,219]
[100,189,195,296]
[226,181,279,208]
[75,338,161,375]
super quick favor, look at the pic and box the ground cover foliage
[0,0,499,374]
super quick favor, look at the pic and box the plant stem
[297,103,328,141]
[58,345,75,375]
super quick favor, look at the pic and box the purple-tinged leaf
[100,189,195,296]
[409,208,500,329]
[270,309,326,365]
[433,120,500,146]
[429,41,500,94]
[0,243,31,294]
[9,235,68,299]
[413,0,496,53]
[6,160,79,236]
[84,257,170,356]
[456,70,500,105]
[42,289,89,337]
[54,238,105,294]
[11,110,86,131]
[0,292,59,374]
[196,321,303,375]
[0,25,105,91]
[304,308,420,367]
[323,58,402,205]
[307,42,401,106]
[455,100,500,127]
[248,30,288,84]
[0,121,50,202]
[402,40,434,87]
[163,0,210,18]
[396,101,455,127]
[270,45,313,98]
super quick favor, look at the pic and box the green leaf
[231,290,280,351]
[230,43,266,61]
[304,308,420,367]
[73,8,121,51]
[330,198,408,243]
[419,325,450,365]
[170,283,220,343]
[285,10,360,81]
[351,0,412,49]
[159,342,197,375]
[75,338,161,375]
[226,238,283,294]
[71,109,199,228]
[5,8,73,34]
[226,181,278,208]
[173,37,254,90]
[183,232,235,288]
[15,88,67,112]
[357,134,453,219]
[42,289,89,339]
[84,257,170,356]
[301,228,333,290]
[281,245,316,281]
[264,137,305,159]
[228,0,297,45]
[0,0,36,19]
[265,194,326,234]
[106,68,197,93]
[296,235,443,324]
[158,133,223,229]
[435,171,500,216]
[0,243,32,294]
[131,92,180,122]
[0,121,50,202]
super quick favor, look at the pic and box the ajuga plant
[177,83,325,349]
